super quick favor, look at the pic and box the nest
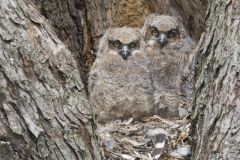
[97,115,192,160]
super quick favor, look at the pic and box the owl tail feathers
[146,128,167,160]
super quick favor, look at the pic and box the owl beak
[158,33,167,48]
[120,46,131,60]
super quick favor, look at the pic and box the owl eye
[151,29,158,36]
[167,30,176,38]
[129,42,137,48]
[113,40,121,47]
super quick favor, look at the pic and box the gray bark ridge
[32,0,92,88]
[192,0,240,159]
[0,0,100,159]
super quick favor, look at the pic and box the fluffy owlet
[88,27,154,123]
[142,14,195,119]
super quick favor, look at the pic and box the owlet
[88,27,154,123]
[142,14,195,119]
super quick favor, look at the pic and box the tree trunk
[32,0,91,88]
[169,0,207,40]
[192,0,240,159]
[0,0,100,159]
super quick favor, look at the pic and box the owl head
[142,14,186,49]
[97,27,145,60]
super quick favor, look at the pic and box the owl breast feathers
[88,27,154,123]
[141,14,196,119]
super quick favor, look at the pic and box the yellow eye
[151,30,158,36]
[129,42,136,48]
[113,41,120,47]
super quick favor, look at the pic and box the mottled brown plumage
[142,14,195,119]
[89,27,154,123]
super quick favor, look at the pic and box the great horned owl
[142,14,195,119]
[88,27,154,123]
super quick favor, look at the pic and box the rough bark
[0,0,100,159]
[32,0,91,88]
[170,0,207,40]
[192,0,240,159]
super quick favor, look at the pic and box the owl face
[97,27,144,60]
[143,15,181,49]
[108,38,140,60]
[146,26,180,48]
